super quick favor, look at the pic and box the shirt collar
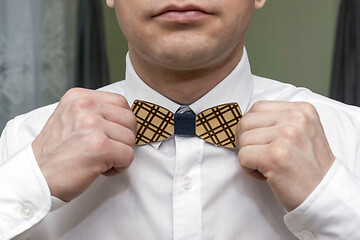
[124,47,254,116]
[124,57,180,114]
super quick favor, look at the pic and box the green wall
[102,1,340,96]
[246,0,339,96]
[102,1,128,82]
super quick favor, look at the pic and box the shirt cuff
[0,145,52,240]
[284,158,360,239]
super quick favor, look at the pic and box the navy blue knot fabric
[174,106,196,135]
[174,113,196,135]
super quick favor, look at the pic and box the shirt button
[20,203,35,220]
[299,230,315,240]
[181,176,193,190]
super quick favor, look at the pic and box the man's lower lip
[155,10,209,22]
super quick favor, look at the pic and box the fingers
[237,126,277,147]
[59,88,137,134]
[238,144,269,177]
[60,88,137,147]
[70,128,135,174]
[249,101,318,118]
[102,139,135,174]
[63,89,137,170]
[237,101,316,172]
[75,114,136,146]
[239,101,318,138]
[32,88,138,201]
[241,167,267,181]
[99,104,137,134]
[238,112,278,133]
[236,100,335,211]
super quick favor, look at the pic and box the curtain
[0,0,109,130]
[0,0,77,130]
[75,0,109,89]
[330,0,360,106]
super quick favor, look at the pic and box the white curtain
[0,0,77,130]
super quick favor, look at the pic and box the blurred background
[1,0,359,130]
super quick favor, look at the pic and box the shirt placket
[173,136,204,240]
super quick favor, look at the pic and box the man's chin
[154,50,221,71]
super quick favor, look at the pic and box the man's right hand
[32,88,137,202]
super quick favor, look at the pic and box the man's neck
[128,44,244,105]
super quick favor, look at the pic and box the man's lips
[153,5,212,22]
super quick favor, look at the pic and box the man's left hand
[236,101,335,211]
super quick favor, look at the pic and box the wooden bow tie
[131,100,242,148]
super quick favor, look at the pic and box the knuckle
[115,94,129,107]
[237,148,247,166]
[239,114,248,128]
[237,133,247,148]
[128,110,138,129]
[287,110,306,124]
[237,147,255,168]
[268,141,289,161]
[296,102,317,116]
[294,111,308,128]
[122,127,136,146]
[71,97,95,111]
[237,114,251,133]
[77,115,101,129]
[86,130,109,152]
[63,88,86,100]
[129,131,136,146]
[279,125,302,140]
[250,101,265,112]
[121,145,135,166]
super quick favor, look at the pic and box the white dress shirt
[1,49,360,240]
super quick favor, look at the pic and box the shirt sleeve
[0,144,52,240]
[0,118,52,240]
[284,158,360,239]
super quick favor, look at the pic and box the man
[1,0,360,239]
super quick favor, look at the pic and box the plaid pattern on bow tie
[131,100,242,148]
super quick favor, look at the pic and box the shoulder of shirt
[252,75,360,120]
[98,80,126,95]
